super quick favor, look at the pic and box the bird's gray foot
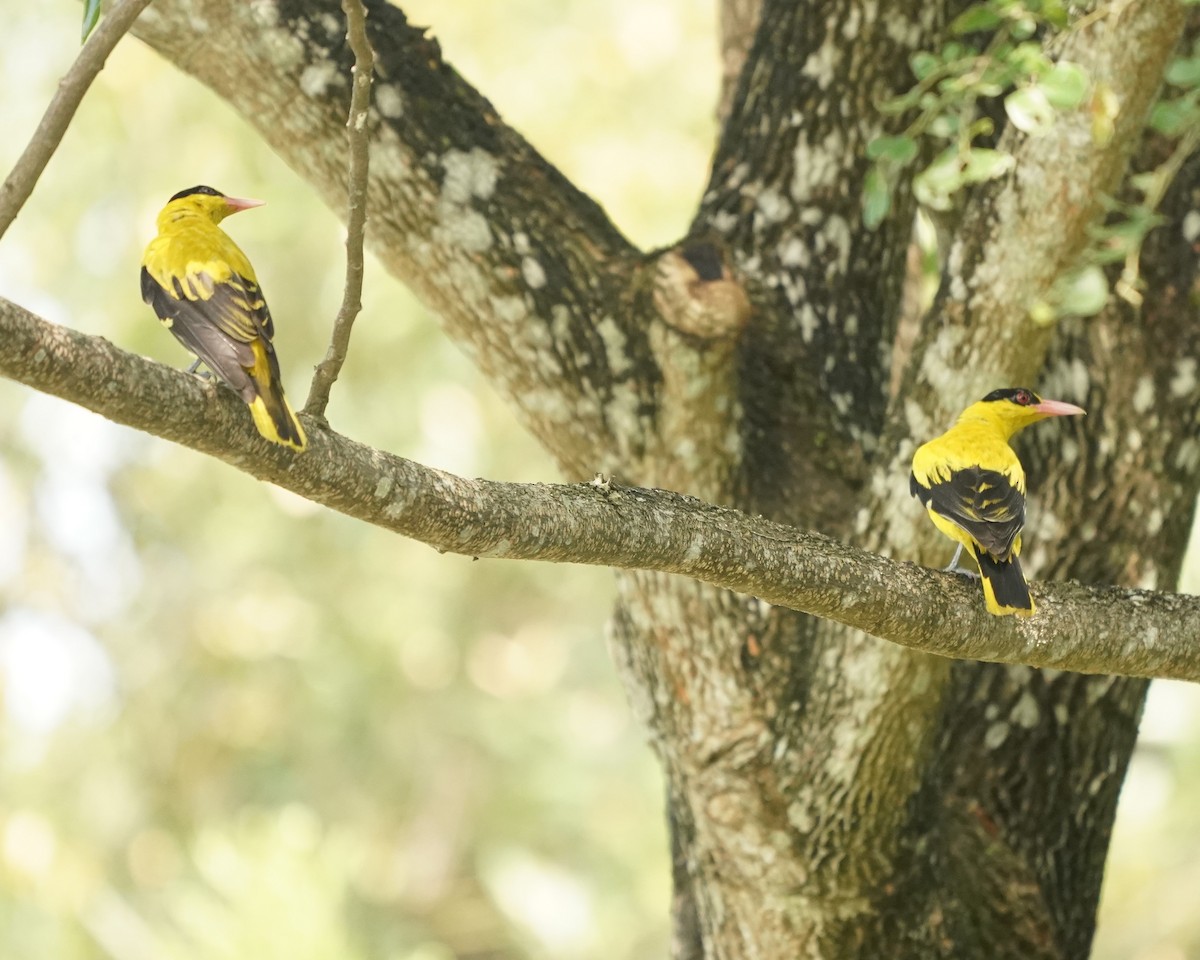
[943,544,980,579]
[184,358,212,380]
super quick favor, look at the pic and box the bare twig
[304,0,375,420]
[3,293,1200,683]
[0,0,155,240]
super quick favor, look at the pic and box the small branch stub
[652,241,751,340]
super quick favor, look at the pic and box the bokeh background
[1,3,1198,958]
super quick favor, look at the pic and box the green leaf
[942,42,967,64]
[1166,57,1200,88]
[1040,1,1070,27]
[1149,97,1197,136]
[1127,171,1159,196]
[862,166,892,229]
[1011,17,1037,40]
[911,52,940,81]
[1008,42,1050,76]
[914,148,964,210]
[81,0,102,43]
[1054,266,1109,318]
[1039,61,1089,110]
[866,136,919,165]
[960,147,1015,184]
[1005,86,1055,135]
[928,113,959,139]
[951,4,1002,35]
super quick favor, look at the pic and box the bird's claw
[184,358,213,380]
[942,543,979,579]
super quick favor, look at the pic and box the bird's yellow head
[156,185,265,228]
[961,387,1086,438]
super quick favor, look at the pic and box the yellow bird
[910,388,1085,616]
[141,185,307,452]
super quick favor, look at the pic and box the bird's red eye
[1016,391,1031,405]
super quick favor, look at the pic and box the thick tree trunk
[49,0,1200,956]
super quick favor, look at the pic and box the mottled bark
[716,0,762,124]
[2,1,1198,958]
[699,0,960,520]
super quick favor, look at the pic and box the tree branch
[304,0,375,420]
[0,0,156,239]
[130,0,646,477]
[3,294,1198,682]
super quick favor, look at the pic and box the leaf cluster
[1054,33,1200,317]
[864,0,1086,229]
[866,0,1200,324]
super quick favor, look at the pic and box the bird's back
[142,215,256,294]
[912,417,1025,492]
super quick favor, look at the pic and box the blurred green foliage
[0,3,1198,960]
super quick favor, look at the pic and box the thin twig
[305,0,375,420]
[0,0,156,240]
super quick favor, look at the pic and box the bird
[910,387,1085,616]
[140,185,307,452]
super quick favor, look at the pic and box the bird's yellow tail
[249,387,307,452]
[243,339,307,452]
[973,549,1034,617]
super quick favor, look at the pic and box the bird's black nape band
[169,185,225,202]
[981,387,1039,406]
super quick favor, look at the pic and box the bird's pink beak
[1033,398,1086,417]
[224,196,265,213]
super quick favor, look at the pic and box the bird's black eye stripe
[982,387,1039,405]
[169,184,225,202]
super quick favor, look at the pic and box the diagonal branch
[130,0,646,477]
[305,0,375,420]
[3,294,1199,682]
[0,0,156,238]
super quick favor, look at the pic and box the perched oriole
[910,387,1085,616]
[141,185,307,452]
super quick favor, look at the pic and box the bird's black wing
[911,466,1025,560]
[141,265,261,401]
